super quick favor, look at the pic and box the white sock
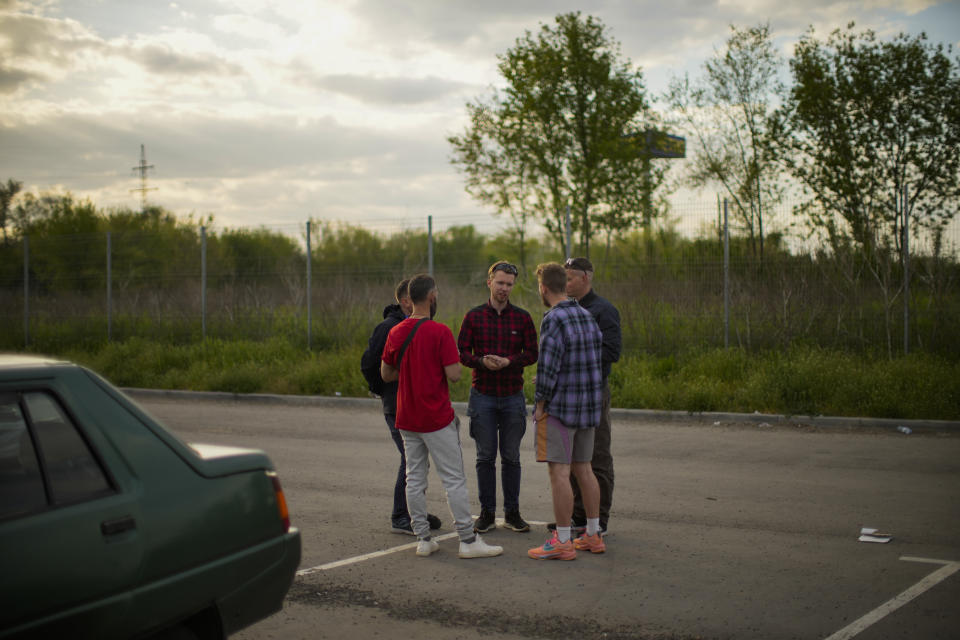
[556,526,571,543]
[586,518,600,536]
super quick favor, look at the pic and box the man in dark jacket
[361,279,441,535]
[563,257,621,535]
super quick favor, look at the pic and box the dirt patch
[288,578,714,640]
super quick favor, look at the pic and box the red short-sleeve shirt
[382,318,460,432]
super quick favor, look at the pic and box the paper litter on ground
[858,527,892,543]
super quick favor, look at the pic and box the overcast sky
[1,0,958,236]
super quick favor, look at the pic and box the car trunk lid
[188,443,273,477]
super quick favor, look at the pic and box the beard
[541,290,551,308]
[430,298,437,319]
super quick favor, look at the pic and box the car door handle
[101,515,137,536]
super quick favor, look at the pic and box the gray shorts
[535,414,595,463]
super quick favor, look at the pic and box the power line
[130,143,157,214]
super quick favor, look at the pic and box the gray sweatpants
[401,418,475,541]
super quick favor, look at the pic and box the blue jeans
[467,388,527,512]
[385,414,409,524]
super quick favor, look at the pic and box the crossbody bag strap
[396,318,428,368]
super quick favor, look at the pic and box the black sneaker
[473,509,496,533]
[390,520,415,535]
[393,515,441,534]
[503,510,530,532]
[546,520,586,535]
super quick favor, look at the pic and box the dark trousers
[572,382,614,524]
[385,413,409,524]
[467,388,527,513]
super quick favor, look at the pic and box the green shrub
[15,336,960,420]
[207,364,263,394]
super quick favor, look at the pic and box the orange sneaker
[528,534,576,560]
[573,532,606,553]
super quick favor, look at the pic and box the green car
[0,355,301,639]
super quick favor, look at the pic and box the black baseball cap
[564,257,593,272]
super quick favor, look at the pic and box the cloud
[0,10,242,87]
[124,42,243,77]
[0,12,104,61]
[0,0,52,11]
[0,105,472,228]
[351,0,568,51]
[212,13,286,42]
[2,0,952,234]
[0,64,46,94]
[304,73,472,105]
[0,107,450,186]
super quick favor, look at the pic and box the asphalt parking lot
[134,392,960,640]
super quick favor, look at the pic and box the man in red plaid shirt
[457,261,539,534]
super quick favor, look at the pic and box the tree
[447,101,538,270]
[106,205,206,294]
[10,194,208,294]
[449,12,656,259]
[665,24,784,262]
[309,221,387,274]
[0,178,23,244]
[434,224,487,281]
[591,131,670,262]
[770,24,960,354]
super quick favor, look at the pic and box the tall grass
[4,257,958,420]
[6,257,958,358]
[615,347,960,420]
[41,337,960,420]
[61,337,363,396]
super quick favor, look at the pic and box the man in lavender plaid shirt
[528,262,606,560]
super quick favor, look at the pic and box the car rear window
[22,392,112,505]
[0,395,47,519]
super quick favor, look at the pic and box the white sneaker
[458,534,503,559]
[416,538,439,557]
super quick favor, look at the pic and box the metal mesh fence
[1,200,958,357]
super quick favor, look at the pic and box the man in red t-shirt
[381,274,503,560]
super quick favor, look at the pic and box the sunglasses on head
[492,263,518,276]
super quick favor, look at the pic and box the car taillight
[266,471,291,533]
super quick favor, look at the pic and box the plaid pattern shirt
[457,300,538,397]
[534,299,603,429]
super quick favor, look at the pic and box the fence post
[107,231,112,342]
[903,184,910,356]
[306,220,312,350]
[23,235,29,348]
[201,226,207,340]
[427,215,434,276]
[723,198,730,349]
[717,194,722,244]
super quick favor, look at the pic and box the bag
[360,318,427,396]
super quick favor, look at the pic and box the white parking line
[823,556,960,640]
[296,518,549,577]
[297,532,460,576]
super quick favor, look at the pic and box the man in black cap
[561,257,621,535]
